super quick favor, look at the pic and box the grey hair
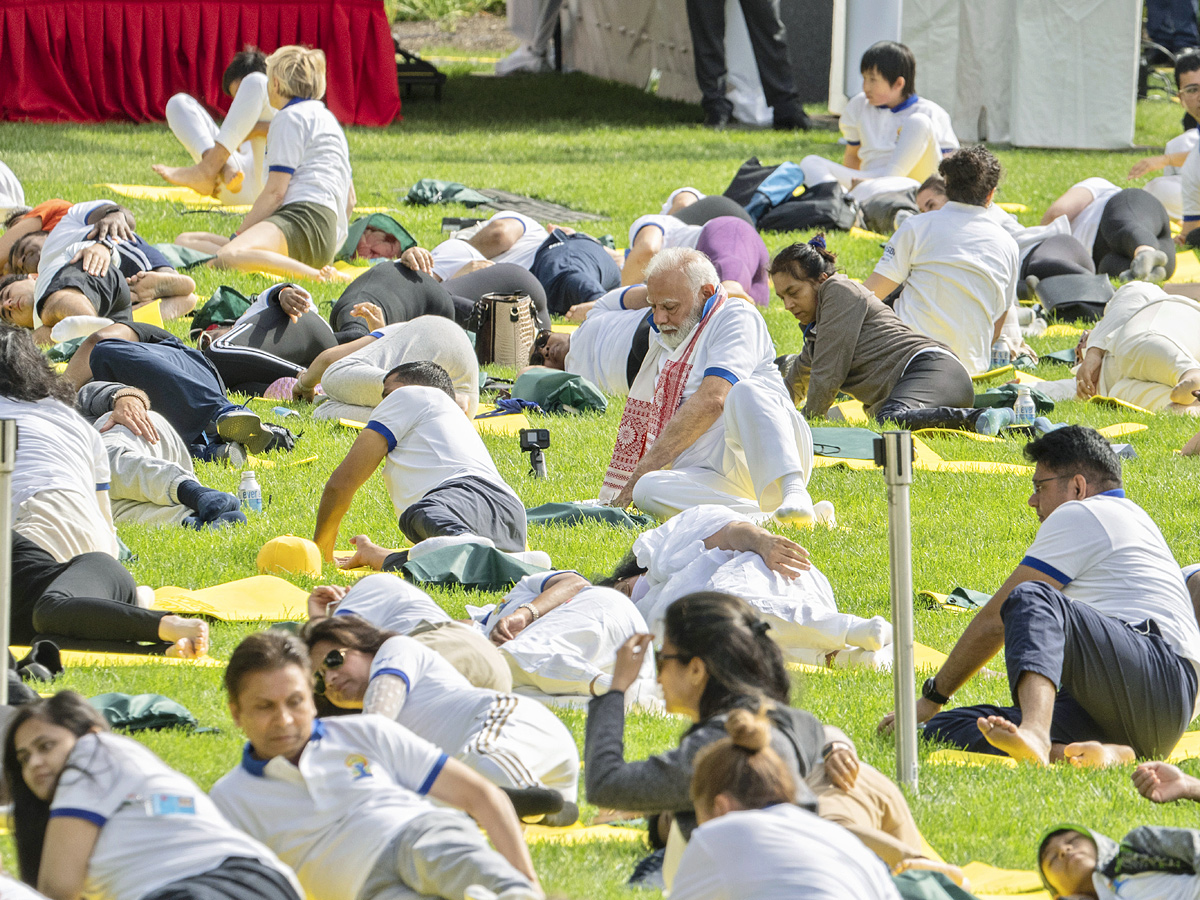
[644,247,720,297]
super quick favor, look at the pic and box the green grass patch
[2,72,1199,893]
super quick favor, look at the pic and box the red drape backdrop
[0,0,401,125]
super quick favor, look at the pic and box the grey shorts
[265,200,338,269]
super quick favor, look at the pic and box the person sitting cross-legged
[881,426,1200,767]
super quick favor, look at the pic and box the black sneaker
[627,848,665,889]
[703,109,732,130]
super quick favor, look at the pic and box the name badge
[147,794,196,816]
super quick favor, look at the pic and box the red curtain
[0,0,401,125]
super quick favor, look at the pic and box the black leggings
[10,532,164,646]
[671,194,754,226]
[1092,188,1176,278]
[1021,234,1096,280]
[329,263,457,343]
[445,263,551,330]
[205,306,338,395]
[872,351,979,431]
[141,857,301,900]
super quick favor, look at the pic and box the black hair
[300,615,399,657]
[224,630,312,700]
[8,231,45,273]
[663,591,790,720]
[596,549,649,588]
[383,360,455,400]
[1177,50,1200,87]
[860,41,916,98]
[768,236,839,284]
[3,207,31,230]
[917,173,946,196]
[3,692,108,885]
[1023,425,1122,489]
[0,324,78,405]
[939,146,1002,207]
[222,46,268,97]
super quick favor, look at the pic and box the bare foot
[1062,741,1135,768]
[318,264,353,284]
[336,534,391,571]
[977,715,1051,764]
[151,162,219,198]
[128,270,197,304]
[158,615,209,657]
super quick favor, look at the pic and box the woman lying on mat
[670,705,902,900]
[3,692,303,900]
[173,46,355,284]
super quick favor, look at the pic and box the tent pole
[0,420,16,707]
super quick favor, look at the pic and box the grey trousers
[99,410,196,526]
[358,810,533,900]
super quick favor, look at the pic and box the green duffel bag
[512,369,607,414]
[89,692,202,733]
[189,285,252,341]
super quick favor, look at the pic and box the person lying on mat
[525,285,651,396]
[314,361,526,566]
[4,692,300,900]
[0,261,133,346]
[670,705,902,900]
[154,47,274,204]
[599,247,817,524]
[1037,824,1200,899]
[882,426,1200,767]
[599,504,891,669]
[770,234,1015,435]
[300,614,581,826]
[211,631,543,900]
[173,46,356,284]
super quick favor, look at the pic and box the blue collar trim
[240,719,326,776]
[1098,488,1126,498]
[886,94,919,113]
[284,97,310,108]
[701,290,719,318]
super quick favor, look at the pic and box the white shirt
[369,634,500,753]
[1067,177,1121,253]
[0,395,110,508]
[1023,491,1200,665]
[366,385,513,515]
[38,199,108,273]
[487,211,550,269]
[52,732,299,900]
[670,804,901,900]
[876,200,1018,375]
[1093,870,1200,899]
[661,187,706,214]
[1181,145,1200,223]
[840,92,959,174]
[982,203,1073,268]
[628,214,702,249]
[334,572,451,634]
[430,238,487,282]
[565,286,649,394]
[265,98,353,248]
[0,874,47,900]
[210,716,448,900]
[1165,129,1199,175]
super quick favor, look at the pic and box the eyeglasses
[655,651,691,675]
[312,648,347,695]
[1031,474,1071,494]
[1182,85,1200,97]
[530,330,552,365]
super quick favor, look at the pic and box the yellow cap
[257,535,322,577]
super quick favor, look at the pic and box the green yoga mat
[400,543,548,592]
[810,426,880,460]
[526,502,654,529]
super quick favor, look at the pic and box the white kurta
[630,506,892,668]
[1098,294,1200,410]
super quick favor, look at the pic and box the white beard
[659,306,703,350]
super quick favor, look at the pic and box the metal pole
[0,419,17,707]
[881,430,917,791]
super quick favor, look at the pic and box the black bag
[722,157,780,206]
[756,181,859,232]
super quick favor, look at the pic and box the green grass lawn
[3,73,1200,894]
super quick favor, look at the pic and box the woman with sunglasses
[300,614,581,827]
[3,691,302,900]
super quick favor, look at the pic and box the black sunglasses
[312,648,347,695]
[655,651,690,675]
[533,330,552,351]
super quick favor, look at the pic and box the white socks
[773,475,815,526]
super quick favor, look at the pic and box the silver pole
[881,430,917,790]
[0,419,16,707]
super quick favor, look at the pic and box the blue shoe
[975,407,1014,436]
[1033,416,1066,434]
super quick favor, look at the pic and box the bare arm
[863,272,900,301]
[313,429,389,560]
[842,144,862,170]
[1129,151,1189,179]
[703,520,811,577]
[41,289,100,328]
[38,815,100,900]
[491,572,589,644]
[238,170,291,234]
[297,334,377,394]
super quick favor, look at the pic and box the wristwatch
[921,675,951,706]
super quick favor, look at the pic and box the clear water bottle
[990,338,1011,370]
[238,471,263,513]
[1014,386,1036,427]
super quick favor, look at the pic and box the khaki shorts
[265,200,338,269]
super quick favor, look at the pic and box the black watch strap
[922,675,951,706]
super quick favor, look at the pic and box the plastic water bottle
[1014,386,1036,427]
[990,339,1011,370]
[238,471,263,513]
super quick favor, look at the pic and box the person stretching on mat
[174,46,356,284]
[154,47,274,204]
[882,426,1200,768]
[670,706,902,900]
[301,614,581,826]
[3,692,300,900]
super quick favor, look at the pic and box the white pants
[163,93,265,204]
[633,379,814,519]
[15,489,120,562]
[1101,298,1200,410]
[99,411,196,526]
[461,694,580,802]
[801,112,941,189]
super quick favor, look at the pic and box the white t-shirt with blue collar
[839,92,959,174]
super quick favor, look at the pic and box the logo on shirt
[345,754,373,780]
[882,244,896,259]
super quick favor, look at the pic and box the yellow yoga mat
[524,823,646,845]
[830,399,868,423]
[132,299,164,327]
[10,646,223,668]
[849,226,889,242]
[1173,250,1200,283]
[98,184,392,216]
[475,405,532,436]
[928,749,1019,769]
[1168,730,1200,762]
[1043,322,1084,339]
[153,575,309,621]
[913,428,1002,444]
[339,418,367,430]
[995,202,1029,214]
[551,323,578,334]
[1088,395,1153,415]
[972,364,1015,383]
[246,453,319,470]
[1013,370,1044,385]
[1097,422,1148,439]
[961,862,1050,898]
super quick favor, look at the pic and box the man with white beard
[601,247,817,524]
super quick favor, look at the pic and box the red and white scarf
[600,288,727,501]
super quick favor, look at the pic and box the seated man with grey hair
[601,247,816,524]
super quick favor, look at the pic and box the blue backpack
[743,161,807,222]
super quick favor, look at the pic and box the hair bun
[808,234,827,250]
[725,707,772,752]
